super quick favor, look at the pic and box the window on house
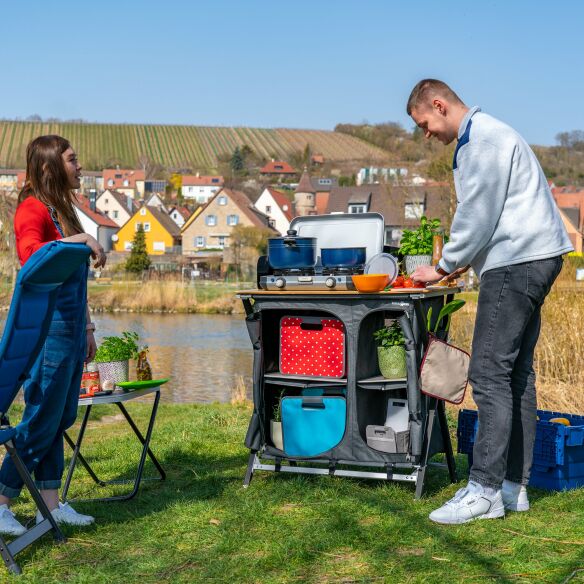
[123,179,129,186]
[349,204,367,214]
[218,236,226,248]
[104,198,109,204]
[218,195,227,205]
[113,210,119,219]
[404,202,425,220]
[195,236,205,247]
[144,222,151,232]
[153,241,165,252]
[265,205,272,213]
[115,174,122,179]
[135,222,142,231]
[140,208,146,216]
[205,214,217,226]
[108,179,114,187]
[212,178,219,183]
[268,218,276,228]
[319,178,332,185]
[227,214,239,226]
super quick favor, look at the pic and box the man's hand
[411,265,442,284]
[86,331,97,362]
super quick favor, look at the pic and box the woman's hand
[86,330,97,362]
[84,234,107,269]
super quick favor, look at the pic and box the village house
[293,169,318,216]
[0,169,22,191]
[96,189,138,227]
[181,174,224,203]
[145,193,167,212]
[74,196,119,252]
[114,205,181,255]
[558,207,584,253]
[103,168,145,198]
[78,171,104,195]
[254,187,293,235]
[181,188,272,258]
[259,160,297,179]
[168,206,192,228]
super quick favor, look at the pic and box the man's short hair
[406,79,463,115]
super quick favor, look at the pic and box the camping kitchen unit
[239,213,459,498]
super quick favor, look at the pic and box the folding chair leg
[4,441,65,543]
[0,534,21,575]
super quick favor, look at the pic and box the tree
[125,225,151,273]
[231,147,245,174]
[229,225,272,279]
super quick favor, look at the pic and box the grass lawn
[3,402,583,583]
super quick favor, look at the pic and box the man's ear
[432,99,447,116]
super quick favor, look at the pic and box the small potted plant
[94,331,140,386]
[373,321,407,379]
[270,390,285,450]
[399,216,444,274]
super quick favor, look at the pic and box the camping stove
[259,266,363,291]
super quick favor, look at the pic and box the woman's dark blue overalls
[0,209,87,497]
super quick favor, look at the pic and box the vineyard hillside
[0,122,390,171]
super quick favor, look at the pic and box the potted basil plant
[399,216,444,274]
[270,390,285,450]
[373,321,407,379]
[94,331,140,386]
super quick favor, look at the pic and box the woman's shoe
[36,502,94,526]
[0,504,27,536]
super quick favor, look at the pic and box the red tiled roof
[260,160,296,174]
[171,206,192,220]
[102,168,145,189]
[267,188,294,221]
[74,195,118,228]
[181,175,224,187]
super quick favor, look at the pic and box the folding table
[62,386,166,503]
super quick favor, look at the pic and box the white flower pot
[270,420,283,450]
[405,254,433,274]
[97,360,129,386]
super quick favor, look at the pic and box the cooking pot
[268,230,317,270]
[321,247,366,268]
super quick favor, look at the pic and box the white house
[74,196,119,252]
[145,193,168,212]
[181,174,224,203]
[254,187,293,235]
[357,167,409,185]
[96,189,138,227]
[168,206,192,228]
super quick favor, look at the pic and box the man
[407,79,573,524]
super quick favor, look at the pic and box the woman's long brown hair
[18,135,84,236]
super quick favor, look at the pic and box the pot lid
[364,252,398,283]
[268,229,316,242]
[289,213,385,263]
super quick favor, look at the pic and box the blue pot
[268,230,317,270]
[321,247,366,268]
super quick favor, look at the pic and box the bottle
[80,362,90,395]
[136,349,153,381]
[86,362,101,395]
[432,232,444,266]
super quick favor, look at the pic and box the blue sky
[2,0,583,145]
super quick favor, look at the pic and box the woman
[0,135,106,535]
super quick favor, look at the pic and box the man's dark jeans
[469,255,564,489]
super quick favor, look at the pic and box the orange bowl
[351,274,390,293]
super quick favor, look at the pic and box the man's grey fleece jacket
[438,106,573,278]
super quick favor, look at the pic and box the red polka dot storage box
[279,316,346,378]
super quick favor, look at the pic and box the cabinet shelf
[264,372,348,385]
[358,375,406,386]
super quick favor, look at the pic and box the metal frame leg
[63,391,164,503]
[61,405,92,501]
[0,440,66,575]
[415,398,438,499]
[437,400,457,483]
[243,451,256,488]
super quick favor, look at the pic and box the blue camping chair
[0,241,91,575]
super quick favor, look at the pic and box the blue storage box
[281,396,346,457]
[457,408,584,491]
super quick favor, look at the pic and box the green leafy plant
[398,216,444,256]
[95,331,140,363]
[272,389,286,422]
[426,299,466,334]
[373,321,405,347]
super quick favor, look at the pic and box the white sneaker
[36,502,94,527]
[0,504,27,536]
[429,481,505,525]
[502,480,530,512]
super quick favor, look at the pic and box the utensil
[267,230,317,270]
[351,274,390,293]
[115,378,170,392]
[321,247,366,268]
[364,253,398,284]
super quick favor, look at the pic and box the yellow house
[114,205,181,255]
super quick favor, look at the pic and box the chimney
[196,172,200,178]
[89,189,97,212]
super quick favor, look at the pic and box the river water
[0,313,253,404]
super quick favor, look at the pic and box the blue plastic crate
[456,408,584,491]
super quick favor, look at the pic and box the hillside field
[0,121,389,171]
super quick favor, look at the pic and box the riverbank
[5,401,583,583]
